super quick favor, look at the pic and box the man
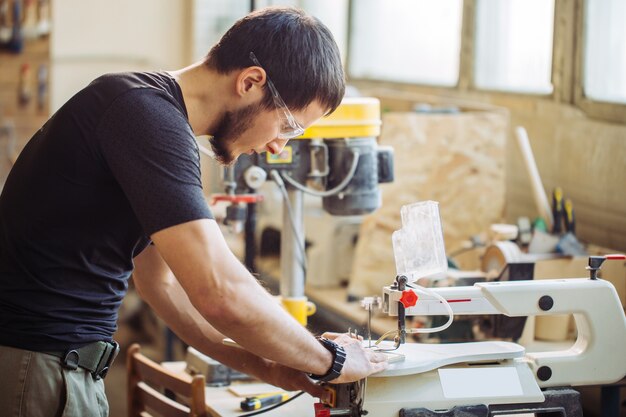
[0,6,387,417]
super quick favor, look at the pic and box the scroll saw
[319,257,626,417]
[318,201,626,417]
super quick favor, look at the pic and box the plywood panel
[348,109,508,297]
[354,83,626,255]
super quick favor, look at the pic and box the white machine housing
[383,277,626,388]
[337,277,626,417]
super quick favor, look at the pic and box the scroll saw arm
[383,255,626,387]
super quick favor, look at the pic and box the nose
[266,138,289,155]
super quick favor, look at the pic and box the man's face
[209,99,326,166]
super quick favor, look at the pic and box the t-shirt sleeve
[96,88,213,236]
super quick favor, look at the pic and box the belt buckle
[93,341,119,380]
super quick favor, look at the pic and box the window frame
[347,0,560,99]
[572,0,626,124]
[345,0,626,124]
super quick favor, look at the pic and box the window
[583,0,626,104]
[349,0,463,86]
[192,0,349,64]
[298,0,349,62]
[474,0,555,94]
[191,0,249,61]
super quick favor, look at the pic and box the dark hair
[205,7,345,115]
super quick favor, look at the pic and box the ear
[234,66,266,99]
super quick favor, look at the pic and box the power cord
[375,283,455,350]
[279,149,360,197]
[404,283,454,334]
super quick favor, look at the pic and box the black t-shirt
[0,72,213,351]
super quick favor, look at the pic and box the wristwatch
[309,337,346,382]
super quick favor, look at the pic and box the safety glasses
[249,52,305,140]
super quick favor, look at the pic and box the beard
[209,103,263,166]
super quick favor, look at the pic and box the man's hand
[265,362,332,403]
[321,331,362,341]
[322,333,388,384]
[263,333,387,398]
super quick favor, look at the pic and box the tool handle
[552,187,563,233]
[240,393,289,411]
[514,127,554,231]
[564,198,575,234]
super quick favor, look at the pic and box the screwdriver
[564,198,575,235]
[240,392,290,411]
[552,187,564,234]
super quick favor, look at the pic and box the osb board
[348,110,508,297]
[355,84,626,254]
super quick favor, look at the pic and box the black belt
[45,340,119,380]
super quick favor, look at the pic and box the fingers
[321,331,362,341]
[301,379,330,401]
[367,350,388,363]
[283,372,332,403]
[304,386,333,405]
[333,334,362,346]
[371,360,389,374]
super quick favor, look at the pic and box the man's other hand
[265,362,332,403]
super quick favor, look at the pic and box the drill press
[213,97,394,325]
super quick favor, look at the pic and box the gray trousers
[0,344,109,417]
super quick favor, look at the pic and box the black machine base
[399,388,582,417]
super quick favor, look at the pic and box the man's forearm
[135,271,279,381]
[152,220,333,376]
[197,255,333,374]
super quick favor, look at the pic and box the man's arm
[132,244,326,396]
[149,219,386,382]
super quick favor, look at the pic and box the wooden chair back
[127,343,207,417]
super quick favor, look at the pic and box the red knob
[399,290,418,308]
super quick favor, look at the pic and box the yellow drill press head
[297,97,382,140]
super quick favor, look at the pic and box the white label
[439,367,524,399]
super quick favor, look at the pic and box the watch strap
[309,338,346,382]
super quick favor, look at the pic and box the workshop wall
[2,0,191,178]
[0,1,51,184]
[50,0,190,111]
[352,82,626,253]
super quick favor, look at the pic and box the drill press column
[280,188,309,323]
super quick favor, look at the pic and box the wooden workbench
[163,362,315,417]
